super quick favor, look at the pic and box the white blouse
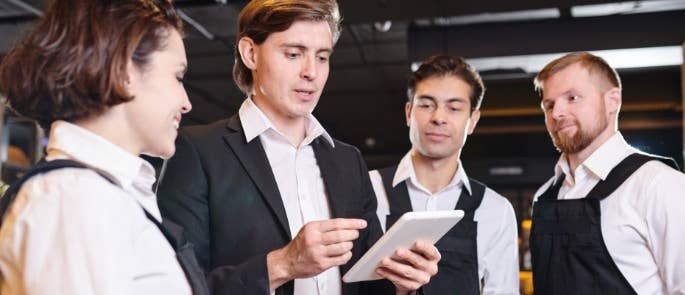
[0,121,191,295]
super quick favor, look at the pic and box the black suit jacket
[157,115,389,295]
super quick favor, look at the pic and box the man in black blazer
[157,1,440,294]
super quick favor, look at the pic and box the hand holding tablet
[343,210,465,283]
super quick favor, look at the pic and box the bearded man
[529,52,685,295]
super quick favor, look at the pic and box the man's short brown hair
[232,0,341,94]
[407,55,485,112]
[534,52,622,95]
[0,0,183,129]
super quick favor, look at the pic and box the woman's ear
[124,60,140,96]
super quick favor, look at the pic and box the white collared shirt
[534,132,685,294]
[0,121,190,295]
[239,98,340,295]
[369,151,520,295]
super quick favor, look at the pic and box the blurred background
[2,1,684,293]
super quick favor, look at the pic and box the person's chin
[556,133,575,144]
[299,102,317,112]
[421,147,449,159]
[159,146,176,159]
[142,145,175,159]
[288,107,313,118]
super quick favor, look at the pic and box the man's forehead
[542,64,604,97]
[416,75,471,93]
[268,20,333,47]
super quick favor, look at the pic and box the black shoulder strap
[378,165,413,217]
[462,178,486,210]
[539,174,566,201]
[450,178,486,224]
[588,153,679,200]
[378,165,397,196]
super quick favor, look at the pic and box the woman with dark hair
[0,0,199,294]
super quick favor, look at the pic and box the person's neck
[411,150,460,194]
[566,129,617,177]
[252,96,307,147]
[73,107,140,156]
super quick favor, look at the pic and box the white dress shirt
[239,98,341,295]
[369,151,520,295]
[534,132,685,294]
[0,121,191,295]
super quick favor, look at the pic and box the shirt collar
[238,97,335,147]
[553,132,636,183]
[392,150,472,196]
[45,120,156,190]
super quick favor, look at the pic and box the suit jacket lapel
[312,138,348,218]
[222,115,292,239]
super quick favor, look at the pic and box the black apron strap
[379,165,413,229]
[446,177,486,233]
[142,210,209,295]
[457,178,486,212]
[588,153,679,200]
[538,174,565,201]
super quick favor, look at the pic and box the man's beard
[550,117,608,154]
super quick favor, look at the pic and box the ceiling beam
[340,0,622,23]
[408,10,685,60]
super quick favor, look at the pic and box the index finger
[318,218,367,232]
[412,239,441,261]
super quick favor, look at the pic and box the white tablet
[342,210,464,283]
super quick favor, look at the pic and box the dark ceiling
[1,0,684,175]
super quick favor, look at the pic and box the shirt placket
[426,194,438,211]
[294,147,328,295]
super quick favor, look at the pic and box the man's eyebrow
[446,97,468,104]
[280,43,307,51]
[416,95,436,102]
[279,43,333,54]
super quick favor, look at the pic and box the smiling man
[530,52,685,294]
[369,55,519,295]
[156,1,440,295]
